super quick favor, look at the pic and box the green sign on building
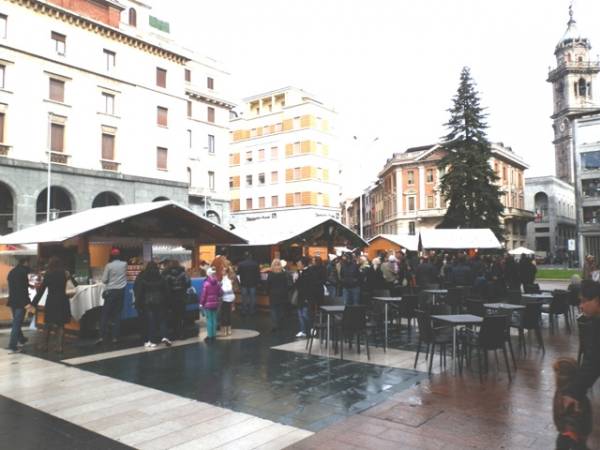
[149,16,170,33]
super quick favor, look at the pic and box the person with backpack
[136,261,171,348]
[200,267,223,343]
[163,259,191,340]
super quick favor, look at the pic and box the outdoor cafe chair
[459,315,512,382]
[413,310,453,374]
[511,303,545,354]
[335,306,370,361]
[542,290,572,333]
[397,294,419,339]
[306,319,329,355]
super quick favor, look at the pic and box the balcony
[50,151,69,164]
[504,207,535,220]
[100,160,120,171]
[0,144,10,156]
[548,61,600,80]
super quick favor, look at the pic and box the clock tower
[547,4,600,184]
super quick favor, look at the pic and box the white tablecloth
[70,284,105,321]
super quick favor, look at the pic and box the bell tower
[547,4,600,183]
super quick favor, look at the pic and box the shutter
[301,192,311,206]
[285,193,293,207]
[233,153,240,165]
[285,168,293,181]
[50,124,64,152]
[323,193,330,207]
[49,79,64,102]
[233,176,240,188]
[285,143,293,157]
[157,107,168,126]
[101,134,115,160]
[0,113,4,143]
[156,68,167,87]
[207,107,215,123]
[301,141,310,154]
[233,130,244,141]
[310,192,317,205]
[231,199,240,211]
[300,115,311,128]
[184,69,191,82]
[207,77,214,89]
[282,119,293,131]
[187,101,192,117]
[301,166,310,179]
[157,147,167,169]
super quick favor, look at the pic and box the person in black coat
[237,252,261,315]
[162,259,191,340]
[136,261,170,347]
[266,259,289,332]
[294,256,321,338]
[6,258,32,352]
[340,253,361,306]
[32,257,72,353]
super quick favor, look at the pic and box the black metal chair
[397,294,419,340]
[511,303,545,354]
[507,289,522,305]
[542,290,572,333]
[459,315,512,382]
[335,306,370,360]
[413,310,453,374]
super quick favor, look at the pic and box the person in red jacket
[200,267,223,343]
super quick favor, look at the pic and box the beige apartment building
[348,142,533,249]
[228,87,341,226]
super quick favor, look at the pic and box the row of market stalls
[0,200,507,333]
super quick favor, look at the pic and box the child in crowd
[200,267,222,343]
[553,357,592,450]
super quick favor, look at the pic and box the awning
[508,246,535,255]
[232,217,368,248]
[367,234,419,252]
[419,228,502,250]
[0,201,247,246]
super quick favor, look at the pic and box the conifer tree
[437,67,504,240]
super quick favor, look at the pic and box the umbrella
[508,246,535,255]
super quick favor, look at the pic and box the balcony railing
[50,151,69,164]
[100,160,120,171]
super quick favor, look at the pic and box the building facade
[228,87,341,226]
[353,142,533,248]
[0,0,233,234]
[525,176,576,261]
[547,6,600,184]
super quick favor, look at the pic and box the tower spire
[568,1,575,26]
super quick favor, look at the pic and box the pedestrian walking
[200,267,222,343]
[220,266,236,336]
[97,248,127,345]
[267,259,289,332]
[32,257,72,353]
[163,259,191,340]
[6,258,32,353]
[136,261,171,348]
[237,252,260,315]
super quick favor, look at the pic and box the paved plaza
[0,282,598,450]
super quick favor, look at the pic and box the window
[208,171,215,191]
[246,198,252,210]
[258,173,265,185]
[408,221,416,235]
[246,174,252,186]
[271,146,278,159]
[49,78,64,102]
[408,196,415,211]
[207,77,214,90]
[157,106,168,126]
[407,170,414,185]
[578,78,588,97]
[187,129,192,148]
[128,8,137,27]
[157,147,167,170]
[156,67,167,88]
[0,14,6,39]
[245,151,253,163]
[0,65,4,89]
[271,171,278,184]
[317,192,323,206]
[208,134,215,154]
[582,151,600,170]
[293,142,301,155]
[274,123,282,133]
[426,169,434,183]
[293,192,301,206]
[258,149,265,161]
[271,196,279,207]
[103,50,115,70]
[187,101,192,117]
[0,113,4,143]
[51,31,66,55]
[502,166,507,181]
[229,177,234,189]
[184,69,191,82]
[426,195,434,208]
[102,133,115,160]
[293,167,301,180]
[259,197,265,209]
[207,106,215,123]
[50,123,64,152]
[102,92,115,115]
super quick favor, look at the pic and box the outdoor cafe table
[522,293,553,304]
[372,297,404,352]
[483,303,526,311]
[430,314,483,374]
[319,305,345,354]
[423,289,448,305]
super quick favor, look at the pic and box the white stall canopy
[419,228,502,250]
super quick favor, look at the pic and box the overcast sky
[155,0,600,196]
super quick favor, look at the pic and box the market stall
[225,217,367,308]
[418,228,502,252]
[366,234,419,259]
[0,201,246,334]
